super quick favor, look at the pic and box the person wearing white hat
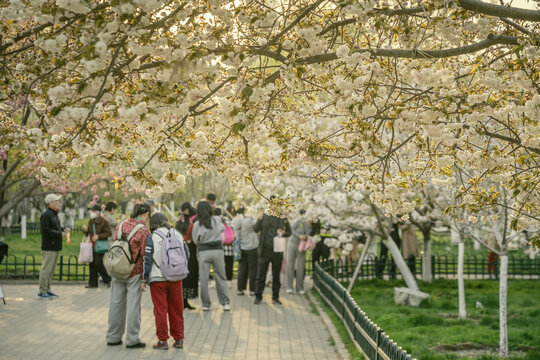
[38,193,70,300]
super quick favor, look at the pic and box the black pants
[237,248,258,292]
[224,255,234,281]
[89,251,111,286]
[255,251,283,300]
[377,244,396,278]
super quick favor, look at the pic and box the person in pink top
[106,203,151,349]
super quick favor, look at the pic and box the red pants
[150,281,184,341]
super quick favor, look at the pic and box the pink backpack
[222,223,236,245]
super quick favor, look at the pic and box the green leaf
[241,85,253,100]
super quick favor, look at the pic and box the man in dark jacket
[38,193,69,300]
[253,208,291,305]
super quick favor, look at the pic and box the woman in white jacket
[142,212,186,350]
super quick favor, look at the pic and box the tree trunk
[382,236,419,291]
[422,228,432,282]
[458,239,467,320]
[499,254,508,357]
[0,179,40,219]
[21,215,27,239]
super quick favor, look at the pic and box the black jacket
[40,208,64,251]
[254,214,291,256]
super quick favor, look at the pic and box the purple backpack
[155,229,189,281]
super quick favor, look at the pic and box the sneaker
[272,298,282,305]
[223,304,230,311]
[107,340,122,346]
[298,290,306,295]
[46,291,59,298]
[254,297,262,305]
[286,289,293,294]
[173,340,183,349]
[152,341,168,350]
[250,291,255,296]
[126,342,146,349]
[37,293,52,300]
[202,307,210,311]
[237,290,245,295]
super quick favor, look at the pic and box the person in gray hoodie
[231,206,259,296]
[286,210,311,295]
[192,201,230,311]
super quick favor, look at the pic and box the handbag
[95,240,110,254]
[93,223,110,253]
[273,236,286,252]
[298,236,315,253]
[78,236,93,264]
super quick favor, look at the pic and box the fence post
[59,255,63,281]
[431,255,435,280]
[376,328,383,360]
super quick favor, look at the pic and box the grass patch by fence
[312,289,365,360]
[347,278,540,359]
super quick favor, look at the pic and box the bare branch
[457,0,540,21]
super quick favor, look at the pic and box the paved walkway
[0,281,339,360]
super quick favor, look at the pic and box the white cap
[44,193,62,204]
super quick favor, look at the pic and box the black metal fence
[1,254,89,281]
[323,254,540,283]
[1,223,83,235]
[314,262,414,360]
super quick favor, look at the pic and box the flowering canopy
[1,0,538,243]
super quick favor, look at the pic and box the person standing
[106,203,151,349]
[400,222,419,275]
[175,202,198,310]
[232,206,259,296]
[103,201,122,246]
[286,210,311,295]
[253,203,291,305]
[142,212,185,350]
[38,194,70,300]
[192,201,230,311]
[215,207,234,287]
[82,204,112,288]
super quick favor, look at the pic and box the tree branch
[0,178,40,219]
[0,158,21,191]
[457,0,540,22]
[297,35,519,64]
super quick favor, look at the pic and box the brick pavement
[0,281,340,360]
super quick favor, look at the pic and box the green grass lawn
[325,278,540,360]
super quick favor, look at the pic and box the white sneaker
[223,304,230,311]
[298,290,306,295]
[227,281,232,289]
[202,307,210,311]
[286,289,293,294]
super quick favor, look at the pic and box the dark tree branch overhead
[295,35,519,64]
[457,0,540,21]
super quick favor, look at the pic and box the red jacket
[114,218,150,278]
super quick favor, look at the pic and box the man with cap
[38,193,70,300]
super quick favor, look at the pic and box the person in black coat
[175,202,198,310]
[253,206,291,305]
[38,194,70,299]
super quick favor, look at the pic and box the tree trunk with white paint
[458,239,467,320]
[499,255,508,357]
[21,215,27,239]
[422,229,432,282]
[383,237,419,291]
[79,207,85,220]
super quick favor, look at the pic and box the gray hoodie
[192,216,225,251]
[232,216,259,251]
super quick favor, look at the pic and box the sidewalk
[0,280,340,360]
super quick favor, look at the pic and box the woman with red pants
[142,212,185,350]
